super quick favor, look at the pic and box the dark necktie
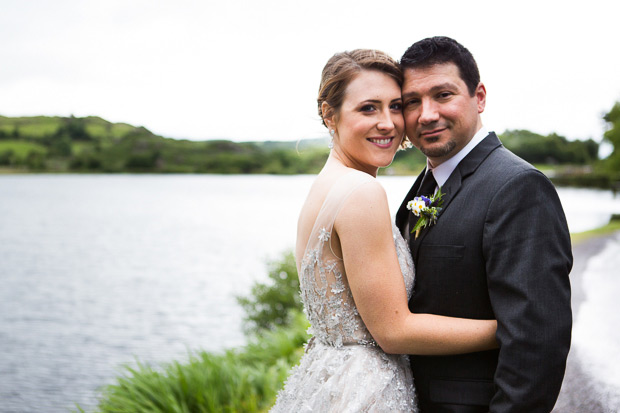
[416,169,437,198]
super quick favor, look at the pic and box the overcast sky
[1,0,619,144]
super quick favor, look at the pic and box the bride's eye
[360,104,376,113]
[390,102,402,111]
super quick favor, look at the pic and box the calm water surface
[1,174,619,412]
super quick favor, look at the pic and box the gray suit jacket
[396,132,572,413]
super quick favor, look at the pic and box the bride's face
[330,70,404,176]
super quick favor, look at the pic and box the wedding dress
[271,170,417,412]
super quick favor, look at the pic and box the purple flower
[420,195,431,207]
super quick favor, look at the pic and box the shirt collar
[429,126,489,188]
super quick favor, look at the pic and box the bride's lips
[366,137,395,148]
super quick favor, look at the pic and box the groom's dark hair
[401,36,480,96]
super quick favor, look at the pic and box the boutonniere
[406,189,444,239]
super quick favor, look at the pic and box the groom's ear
[475,82,486,114]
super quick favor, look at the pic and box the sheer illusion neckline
[301,169,374,260]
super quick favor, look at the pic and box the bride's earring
[328,129,335,149]
[401,134,413,149]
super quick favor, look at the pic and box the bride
[271,49,497,412]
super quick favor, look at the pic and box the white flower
[318,227,330,242]
[407,198,426,216]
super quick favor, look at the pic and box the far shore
[554,219,620,412]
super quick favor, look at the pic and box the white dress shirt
[427,126,490,191]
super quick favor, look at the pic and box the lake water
[1,174,619,412]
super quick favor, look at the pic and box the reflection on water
[0,175,619,411]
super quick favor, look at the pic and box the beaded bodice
[299,170,415,348]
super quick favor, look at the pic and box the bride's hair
[317,49,408,148]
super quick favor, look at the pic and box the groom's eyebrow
[402,82,459,99]
[431,82,458,92]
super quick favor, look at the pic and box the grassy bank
[571,216,620,245]
[80,252,307,413]
[79,312,309,413]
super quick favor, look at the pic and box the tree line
[0,108,617,185]
[0,116,329,174]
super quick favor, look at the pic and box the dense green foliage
[0,115,329,174]
[84,252,309,412]
[499,130,599,165]
[0,114,604,177]
[237,252,304,334]
[388,146,426,174]
[602,101,620,172]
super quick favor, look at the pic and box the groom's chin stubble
[418,140,457,160]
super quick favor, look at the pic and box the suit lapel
[396,167,426,235]
[411,133,503,262]
[452,132,503,186]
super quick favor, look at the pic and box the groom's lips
[420,127,446,139]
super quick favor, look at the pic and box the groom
[396,37,572,413]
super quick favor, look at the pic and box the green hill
[0,115,604,181]
[0,115,331,174]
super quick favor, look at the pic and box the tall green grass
[80,246,311,411]
[83,311,309,413]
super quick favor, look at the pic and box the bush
[0,149,14,165]
[237,251,303,334]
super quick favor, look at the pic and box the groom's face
[402,62,486,166]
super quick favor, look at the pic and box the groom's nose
[418,99,440,125]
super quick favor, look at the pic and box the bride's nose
[376,109,395,131]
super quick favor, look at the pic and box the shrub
[236,251,303,334]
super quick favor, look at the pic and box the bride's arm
[335,181,497,356]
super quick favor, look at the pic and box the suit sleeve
[484,169,572,413]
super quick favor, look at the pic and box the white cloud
[1,0,619,142]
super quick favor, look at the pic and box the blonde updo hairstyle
[317,49,409,148]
